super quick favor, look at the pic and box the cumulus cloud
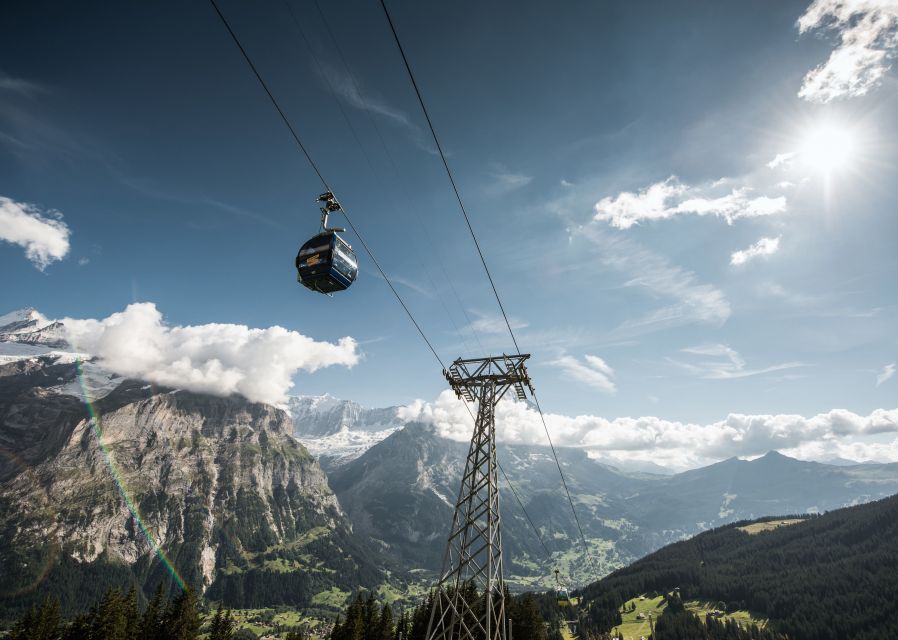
[0,196,71,270]
[672,343,804,379]
[549,354,616,393]
[401,391,898,470]
[63,303,359,405]
[877,363,896,386]
[798,0,898,102]
[730,236,781,266]
[593,177,787,229]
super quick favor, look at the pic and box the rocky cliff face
[0,354,382,617]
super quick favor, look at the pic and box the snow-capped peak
[0,307,52,334]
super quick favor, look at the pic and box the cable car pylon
[426,354,534,640]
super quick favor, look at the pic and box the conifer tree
[209,602,236,640]
[140,583,167,640]
[164,588,201,640]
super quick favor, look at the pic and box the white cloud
[730,235,781,266]
[549,354,616,393]
[63,303,359,405]
[401,391,898,470]
[877,363,896,386]
[594,176,786,229]
[673,343,804,379]
[0,196,71,270]
[560,179,574,188]
[798,0,898,102]
[767,152,797,169]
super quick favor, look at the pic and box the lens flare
[75,358,186,592]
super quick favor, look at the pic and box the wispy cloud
[0,195,71,270]
[550,354,617,393]
[730,235,781,266]
[369,270,432,298]
[321,63,437,154]
[580,225,731,335]
[0,72,44,96]
[672,343,805,380]
[484,163,533,196]
[594,176,786,229]
[877,363,896,386]
[798,0,898,102]
[461,309,529,335]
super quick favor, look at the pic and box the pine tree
[9,598,62,640]
[90,589,128,640]
[378,604,394,640]
[164,588,201,640]
[141,583,168,640]
[209,602,236,640]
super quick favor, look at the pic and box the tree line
[329,584,550,640]
[3,586,272,640]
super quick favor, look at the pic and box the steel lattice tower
[426,355,534,640]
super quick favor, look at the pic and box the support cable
[208,0,550,562]
[313,0,488,356]
[378,0,520,355]
[378,0,601,581]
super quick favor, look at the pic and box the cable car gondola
[555,569,573,607]
[296,192,358,294]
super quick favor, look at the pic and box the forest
[577,493,898,640]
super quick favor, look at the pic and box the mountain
[288,395,404,469]
[577,493,898,640]
[0,311,384,619]
[328,425,898,587]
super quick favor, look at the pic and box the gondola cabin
[557,587,573,607]
[296,231,358,294]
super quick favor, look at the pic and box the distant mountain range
[3,306,898,618]
[326,423,898,586]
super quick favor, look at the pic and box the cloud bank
[0,196,71,270]
[798,0,898,102]
[63,303,360,405]
[401,391,898,470]
[594,177,786,229]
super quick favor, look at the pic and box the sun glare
[800,122,857,174]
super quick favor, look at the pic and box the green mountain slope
[577,493,898,640]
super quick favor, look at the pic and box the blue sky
[2,1,897,460]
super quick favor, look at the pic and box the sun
[799,121,857,174]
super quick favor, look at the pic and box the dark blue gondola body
[296,231,358,293]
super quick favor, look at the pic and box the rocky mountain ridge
[0,311,385,618]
